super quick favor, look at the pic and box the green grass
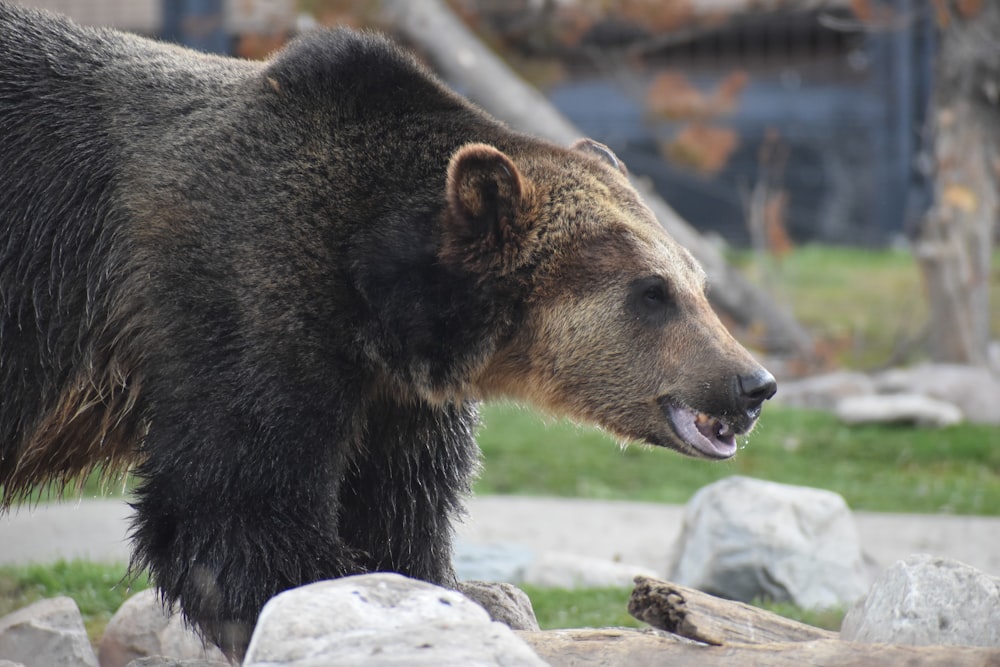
[522,585,640,629]
[475,402,1000,515]
[0,561,149,643]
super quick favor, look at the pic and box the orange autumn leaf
[647,71,709,119]
[943,184,978,213]
[663,123,739,175]
[713,70,749,115]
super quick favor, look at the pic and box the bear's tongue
[667,403,737,459]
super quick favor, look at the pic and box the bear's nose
[737,369,777,414]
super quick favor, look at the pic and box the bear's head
[442,139,776,459]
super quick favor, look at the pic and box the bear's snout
[735,368,778,420]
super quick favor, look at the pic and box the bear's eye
[643,283,665,305]
[627,276,675,326]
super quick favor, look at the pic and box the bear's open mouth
[662,401,738,459]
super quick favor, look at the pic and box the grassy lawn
[475,403,1000,515]
[22,401,1000,515]
[523,585,640,630]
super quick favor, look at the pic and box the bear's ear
[571,138,627,175]
[445,143,529,248]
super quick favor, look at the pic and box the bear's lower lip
[661,401,738,459]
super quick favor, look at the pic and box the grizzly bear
[0,3,776,658]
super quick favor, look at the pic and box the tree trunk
[379,0,814,358]
[916,2,1000,364]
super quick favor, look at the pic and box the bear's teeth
[694,412,719,440]
[694,412,735,441]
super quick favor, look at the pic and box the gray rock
[456,580,540,631]
[0,660,27,667]
[874,363,1000,425]
[243,573,548,667]
[841,554,1000,647]
[669,476,868,609]
[454,540,535,583]
[523,551,659,590]
[835,393,963,427]
[772,371,875,410]
[0,596,98,667]
[98,589,228,667]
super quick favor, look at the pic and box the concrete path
[3,496,999,580]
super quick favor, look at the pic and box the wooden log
[379,0,814,358]
[517,628,1000,667]
[628,574,837,646]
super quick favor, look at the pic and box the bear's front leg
[337,395,540,631]
[129,391,364,659]
[337,395,480,587]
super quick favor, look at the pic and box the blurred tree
[915,0,999,364]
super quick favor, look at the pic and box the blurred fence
[459,0,937,246]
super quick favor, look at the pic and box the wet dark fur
[0,3,536,656]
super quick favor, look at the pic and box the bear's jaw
[661,400,740,459]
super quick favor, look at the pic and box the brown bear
[0,3,776,658]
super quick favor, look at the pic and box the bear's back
[0,4,502,501]
[0,4,256,495]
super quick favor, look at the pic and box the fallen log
[517,628,1000,667]
[379,0,813,358]
[628,574,836,645]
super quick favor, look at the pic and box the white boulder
[669,476,868,609]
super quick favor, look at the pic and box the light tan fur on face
[472,143,766,451]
